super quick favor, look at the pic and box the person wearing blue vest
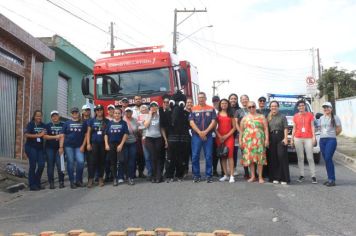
[87,104,110,188]
[44,111,65,189]
[104,108,129,186]
[24,110,47,191]
[59,107,87,189]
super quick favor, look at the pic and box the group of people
[24,92,342,191]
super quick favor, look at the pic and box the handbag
[216,144,229,158]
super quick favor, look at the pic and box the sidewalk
[335,135,356,171]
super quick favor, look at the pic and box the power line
[184,35,311,52]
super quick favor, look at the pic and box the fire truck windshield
[96,68,170,99]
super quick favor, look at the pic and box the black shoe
[113,179,118,186]
[166,178,174,183]
[323,181,329,185]
[311,177,318,184]
[325,181,335,187]
[138,172,146,178]
[75,182,84,188]
[70,183,77,189]
[49,183,55,189]
[207,177,213,183]
[30,186,40,191]
[128,178,135,185]
[297,176,305,183]
[59,182,65,189]
[193,177,201,183]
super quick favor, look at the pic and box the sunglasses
[248,106,256,109]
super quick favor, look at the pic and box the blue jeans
[46,148,64,183]
[142,139,152,177]
[65,147,84,184]
[191,134,213,178]
[118,143,137,179]
[25,144,45,189]
[320,138,337,181]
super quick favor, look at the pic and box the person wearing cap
[228,93,240,177]
[24,110,46,191]
[81,105,91,123]
[189,92,217,183]
[291,100,317,184]
[211,95,224,177]
[44,111,65,189]
[318,102,342,187]
[144,101,168,183]
[86,104,110,188]
[122,107,139,185]
[120,98,129,116]
[107,104,115,121]
[257,96,270,118]
[104,108,129,186]
[59,107,88,189]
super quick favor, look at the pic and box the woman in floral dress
[239,101,269,183]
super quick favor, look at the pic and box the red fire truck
[82,45,199,111]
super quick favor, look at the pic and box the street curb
[334,151,356,173]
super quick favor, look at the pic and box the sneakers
[325,181,335,187]
[128,178,135,185]
[75,182,84,188]
[297,176,305,183]
[70,183,77,189]
[229,176,235,183]
[281,182,288,185]
[113,179,118,186]
[207,177,213,183]
[233,168,238,176]
[312,177,318,184]
[118,179,124,184]
[193,177,201,183]
[273,180,279,184]
[219,175,229,182]
[166,178,174,183]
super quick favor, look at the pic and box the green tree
[318,67,356,100]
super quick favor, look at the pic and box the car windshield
[96,68,171,99]
[277,101,312,116]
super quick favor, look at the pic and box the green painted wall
[41,35,94,123]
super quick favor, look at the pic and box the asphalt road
[0,153,356,236]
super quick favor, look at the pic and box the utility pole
[317,48,328,100]
[173,8,207,54]
[110,22,115,56]
[212,80,229,96]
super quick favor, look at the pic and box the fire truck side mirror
[82,75,92,98]
[179,69,188,86]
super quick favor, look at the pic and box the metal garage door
[57,74,68,118]
[0,70,17,158]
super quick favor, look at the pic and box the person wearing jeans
[122,107,138,185]
[44,110,65,189]
[59,107,87,189]
[24,110,46,191]
[137,105,152,179]
[318,102,342,187]
[189,92,217,183]
[291,100,317,184]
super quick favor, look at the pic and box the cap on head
[82,104,90,110]
[71,107,80,113]
[150,101,159,107]
[50,110,59,116]
[258,96,267,102]
[212,95,220,103]
[94,104,104,111]
[322,102,333,108]
[125,107,133,112]
[121,97,129,103]
[107,104,115,110]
